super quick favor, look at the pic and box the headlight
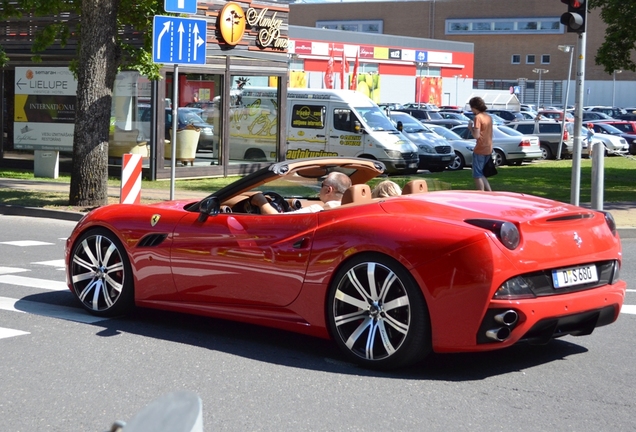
[203,128,213,134]
[493,276,536,299]
[418,144,434,153]
[384,150,403,159]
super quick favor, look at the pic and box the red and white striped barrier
[120,153,142,204]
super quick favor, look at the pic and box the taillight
[563,129,569,140]
[519,139,530,147]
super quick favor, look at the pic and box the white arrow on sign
[178,0,184,8]
[193,23,204,62]
[178,22,185,60]
[157,20,171,59]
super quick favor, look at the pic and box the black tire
[540,144,553,160]
[326,253,431,370]
[447,151,465,171]
[493,149,506,167]
[69,228,134,317]
[244,148,267,161]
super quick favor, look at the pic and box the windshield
[497,125,524,136]
[391,116,426,133]
[430,126,463,141]
[356,106,398,131]
[598,124,623,135]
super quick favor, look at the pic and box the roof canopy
[465,90,520,111]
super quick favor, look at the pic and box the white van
[228,88,419,174]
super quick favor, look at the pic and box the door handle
[316,134,326,138]
[293,238,307,248]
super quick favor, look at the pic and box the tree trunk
[69,0,119,206]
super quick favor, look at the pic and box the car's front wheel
[327,254,431,370]
[69,228,134,317]
[447,151,465,170]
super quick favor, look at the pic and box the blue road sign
[153,15,206,65]
[164,0,197,14]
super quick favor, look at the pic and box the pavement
[1,177,635,238]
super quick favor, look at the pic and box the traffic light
[560,0,587,33]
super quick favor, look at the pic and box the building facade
[290,0,636,108]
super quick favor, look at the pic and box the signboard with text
[13,67,77,151]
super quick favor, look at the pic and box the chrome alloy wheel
[70,229,132,316]
[331,261,413,363]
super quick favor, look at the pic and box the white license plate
[442,156,451,161]
[552,265,598,289]
[408,163,418,168]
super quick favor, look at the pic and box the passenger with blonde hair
[372,180,402,198]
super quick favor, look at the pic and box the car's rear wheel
[540,144,553,160]
[447,151,465,170]
[327,254,431,370]
[493,149,506,166]
[70,228,134,317]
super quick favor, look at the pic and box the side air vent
[546,214,594,222]
[137,234,168,248]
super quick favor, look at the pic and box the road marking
[0,240,54,247]
[0,267,28,275]
[0,274,67,291]
[0,327,29,340]
[621,305,636,315]
[0,296,107,324]
[626,289,636,293]
[33,259,66,268]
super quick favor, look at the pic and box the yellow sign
[219,3,246,46]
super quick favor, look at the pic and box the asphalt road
[0,215,634,431]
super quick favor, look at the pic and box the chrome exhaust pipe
[494,310,518,327]
[486,327,511,342]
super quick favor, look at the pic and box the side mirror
[396,121,403,132]
[197,197,221,222]
[353,121,361,133]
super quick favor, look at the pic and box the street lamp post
[612,70,622,107]
[517,78,527,104]
[557,45,574,160]
[532,68,549,109]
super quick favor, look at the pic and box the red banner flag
[340,50,350,89]
[351,50,359,91]
[324,44,334,89]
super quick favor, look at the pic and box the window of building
[316,20,383,34]
[511,54,521,64]
[526,55,535,64]
[541,54,551,64]
[446,17,562,35]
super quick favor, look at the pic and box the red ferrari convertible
[65,157,626,369]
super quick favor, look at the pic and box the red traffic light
[560,0,586,33]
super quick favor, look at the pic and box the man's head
[469,96,487,114]
[320,171,352,203]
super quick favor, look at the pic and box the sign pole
[170,64,179,201]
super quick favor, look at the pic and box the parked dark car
[394,108,464,128]
[138,105,215,151]
[582,111,614,121]
[487,109,525,123]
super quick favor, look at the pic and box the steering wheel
[262,191,291,213]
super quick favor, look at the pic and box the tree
[1,0,163,207]
[589,0,636,74]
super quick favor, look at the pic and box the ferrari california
[65,157,626,370]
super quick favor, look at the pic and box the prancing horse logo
[151,214,161,227]
[573,232,582,248]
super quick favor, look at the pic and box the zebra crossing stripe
[0,296,107,324]
[0,327,29,339]
[0,274,68,291]
[0,267,29,275]
[621,305,636,315]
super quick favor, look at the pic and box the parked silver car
[388,111,454,172]
[427,124,475,171]
[451,124,542,166]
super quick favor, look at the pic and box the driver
[250,171,352,214]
